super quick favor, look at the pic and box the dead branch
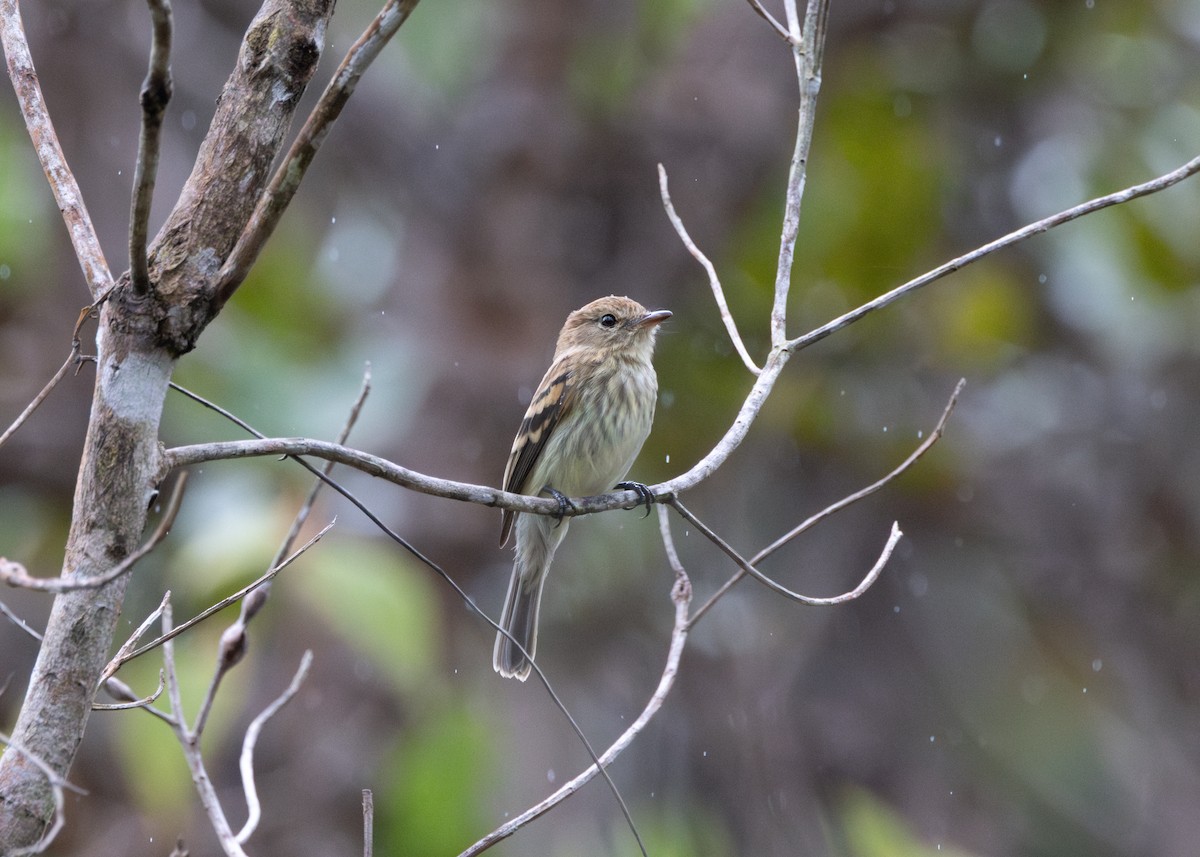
[128,0,173,295]
[458,519,691,856]
[0,473,186,593]
[0,0,113,298]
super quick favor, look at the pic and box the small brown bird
[494,296,671,680]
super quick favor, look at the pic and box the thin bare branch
[163,435,669,520]
[744,0,796,44]
[787,153,1200,353]
[668,496,900,615]
[116,522,333,669]
[236,650,313,844]
[460,548,691,857]
[215,0,422,303]
[363,790,374,857]
[690,379,964,624]
[0,599,42,642]
[0,473,186,593]
[0,0,113,298]
[658,164,761,375]
[92,670,165,711]
[0,353,74,451]
[770,0,828,344]
[129,0,174,295]
[161,599,249,857]
[99,590,171,688]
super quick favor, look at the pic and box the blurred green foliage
[840,788,978,857]
[294,537,440,694]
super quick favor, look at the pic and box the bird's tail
[493,516,566,681]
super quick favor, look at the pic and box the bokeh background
[3,0,1200,854]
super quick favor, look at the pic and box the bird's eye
[599,314,618,328]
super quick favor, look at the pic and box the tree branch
[658,164,761,375]
[689,378,964,625]
[215,0,423,304]
[786,153,1200,353]
[235,651,313,844]
[459,533,691,856]
[128,0,174,296]
[0,0,114,299]
[669,497,901,609]
[0,472,185,593]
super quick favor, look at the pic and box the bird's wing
[500,361,577,547]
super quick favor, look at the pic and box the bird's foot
[540,485,576,528]
[615,481,655,517]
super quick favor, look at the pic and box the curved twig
[689,378,964,625]
[459,521,691,857]
[668,497,901,614]
[236,651,313,844]
[92,670,165,711]
[658,164,761,375]
[0,473,187,593]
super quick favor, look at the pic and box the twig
[668,496,901,610]
[99,590,172,687]
[92,671,165,711]
[785,152,1200,353]
[170,384,646,856]
[0,729,86,857]
[0,473,187,593]
[689,378,964,625]
[744,0,796,45]
[129,0,174,295]
[192,368,369,736]
[459,528,691,857]
[0,0,114,298]
[236,650,313,844]
[771,0,827,344]
[363,790,374,857]
[0,599,41,642]
[0,352,75,451]
[657,164,760,375]
[161,598,249,857]
[115,522,333,669]
[214,0,422,303]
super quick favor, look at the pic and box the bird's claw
[540,485,576,528]
[615,481,655,517]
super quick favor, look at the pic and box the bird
[493,295,671,680]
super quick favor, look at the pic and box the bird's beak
[636,309,672,328]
